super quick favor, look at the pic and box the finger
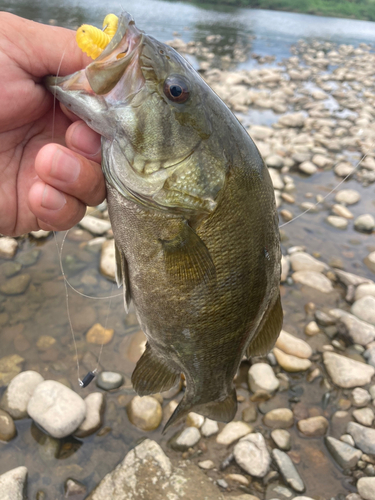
[35,143,105,207]
[28,181,87,231]
[65,120,102,163]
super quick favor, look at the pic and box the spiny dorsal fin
[115,243,131,313]
[131,343,180,396]
[160,221,215,286]
[247,293,283,358]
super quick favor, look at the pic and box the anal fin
[115,243,131,313]
[247,293,283,358]
[131,344,180,396]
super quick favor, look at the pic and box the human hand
[0,13,106,237]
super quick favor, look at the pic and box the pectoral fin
[246,294,283,358]
[115,244,131,313]
[161,222,215,285]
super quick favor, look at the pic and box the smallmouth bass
[45,12,282,431]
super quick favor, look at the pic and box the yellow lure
[76,14,119,59]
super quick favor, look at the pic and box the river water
[1,1,375,499]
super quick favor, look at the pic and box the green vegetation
[186,0,375,22]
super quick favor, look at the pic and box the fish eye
[163,76,190,104]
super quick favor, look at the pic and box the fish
[45,11,283,432]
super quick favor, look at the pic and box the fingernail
[51,148,81,183]
[70,122,101,156]
[41,185,66,210]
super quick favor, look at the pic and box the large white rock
[233,433,271,478]
[27,380,86,438]
[275,330,312,359]
[329,309,375,346]
[75,392,105,438]
[357,477,375,500]
[292,271,333,293]
[0,371,44,419]
[323,352,374,388]
[355,284,375,301]
[216,421,252,445]
[248,363,279,393]
[347,422,375,454]
[290,252,328,273]
[351,296,375,326]
[0,466,28,500]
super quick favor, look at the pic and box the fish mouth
[45,11,144,99]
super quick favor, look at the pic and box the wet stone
[272,448,305,493]
[248,362,279,393]
[323,352,374,388]
[297,416,328,437]
[298,161,317,175]
[364,251,375,273]
[271,429,291,450]
[127,395,162,431]
[198,460,215,470]
[86,323,114,345]
[64,478,87,498]
[186,412,205,429]
[233,432,271,478]
[216,421,252,445]
[353,408,374,427]
[0,237,18,259]
[290,252,327,273]
[0,409,16,441]
[273,348,312,372]
[0,274,31,295]
[326,216,348,229]
[15,249,41,267]
[263,408,294,429]
[75,392,105,438]
[0,354,24,387]
[99,239,116,281]
[0,262,22,278]
[354,214,375,233]
[329,309,375,346]
[242,403,258,423]
[170,426,201,451]
[0,466,28,499]
[347,422,375,454]
[0,370,44,419]
[36,335,56,351]
[355,284,375,301]
[357,477,375,500]
[201,418,219,437]
[351,388,371,407]
[334,189,361,205]
[79,215,111,235]
[292,271,333,293]
[351,296,375,326]
[96,371,123,391]
[305,321,320,336]
[275,330,312,358]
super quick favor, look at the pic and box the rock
[86,439,224,500]
[0,355,24,387]
[275,330,312,359]
[75,392,105,437]
[0,261,22,278]
[0,237,18,259]
[272,449,305,492]
[201,418,219,437]
[290,252,328,273]
[357,478,375,500]
[225,474,250,486]
[170,427,201,451]
[27,380,86,438]
[248,125,273,140]
[351,388,371,407]
[79,215,111,235]
[30,229,50,239]
[353,408,374,427]
[0,274,31,295]
[216,421,252,445]
[16,249,40,267]
[292,271,333,293]
[347,422,375,454]
[297,416,328,437]
[266,154,284,168]
[186,412,205,428]
[86,323,114,345]
[305,321,320,336]
[242,404,258,423]
[248,363,279,393]
[36,336,56,351]
[198,460,215,470]
[127,395,162,431]
[334,162,354,177]
[273,348,311,372]
[354,214,375,233]
[281,255,290,282]
[351,296,375,326]
[271,429,291,450]
[329,309,375,346]
[99,239,116,281]
[263,408,294,428]
[269,168,284,190]
[355,284,375,301]
[340,434,355,447]
[0,409,16,441]
[0,370,44,419]
[334,269,373,287]
[233,432,271,477]
[334,189,361,205]
[299,161,317,175]
[278,112,305,128]
[0,466,28,500]
[332,204,354,219]
[326,216,348,229]
[323,352,374,388]
[365,251,375,273]
[325,436,361,469]
[96,371,123,391]
[64,478,87,498]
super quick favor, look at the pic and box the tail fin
[163,387,237,434]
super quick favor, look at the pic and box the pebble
[216,421,252,445]
[332,204,354,219]
[100,239,116,281]
[269,168,285,190]
[0,237,18,259]
[36,336,56,351]
[198,460,215,470]
[305,321,321,335]
[351,388,371,407]
[278,112,306,128]
[298,161,317,175]
[272,449,305,492]
[351,296,375,326]
[127,395,162,431]
[0,354,24,387]
[325,436,361,469]
[64,478,87,498]
[186,412,205,428]
[96,371,124,391]
[225,473,250,486]
[326,215,349,229]
[170,426,201,451]
[355,284,375,301]
[275,330,312,358]
[0,466,28,499]
[201,418,219,437]
[271,429,291,450]
[0,409,16,441]
[292,271,333,293]
[266,154,284,168]
[75,392,105,437]
[79,215,111,235]
[357,477,375,500]
[334,189,361,205]
[0,370,44,419]
[27,380,86,438]
[354,214,375,233]
[248,363,279,393]
[364,251,375,273]
[263,408,294,429]
[323,352,374,388]
[340,434,355,447]
[290,252,327,273]
[86,323,114,345]
[273,348,312,372]
[233,432,271,477]
[297,416,328,437]
[0,274,31,295]
[353,407,374,427]
[347,422,375,454]
[334,162,355,177]
[242,404,258,423]
[16,249,40,267]
[30,229,50,239]
[329,309,375,346]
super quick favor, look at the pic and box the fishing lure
[76,14,118,59]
